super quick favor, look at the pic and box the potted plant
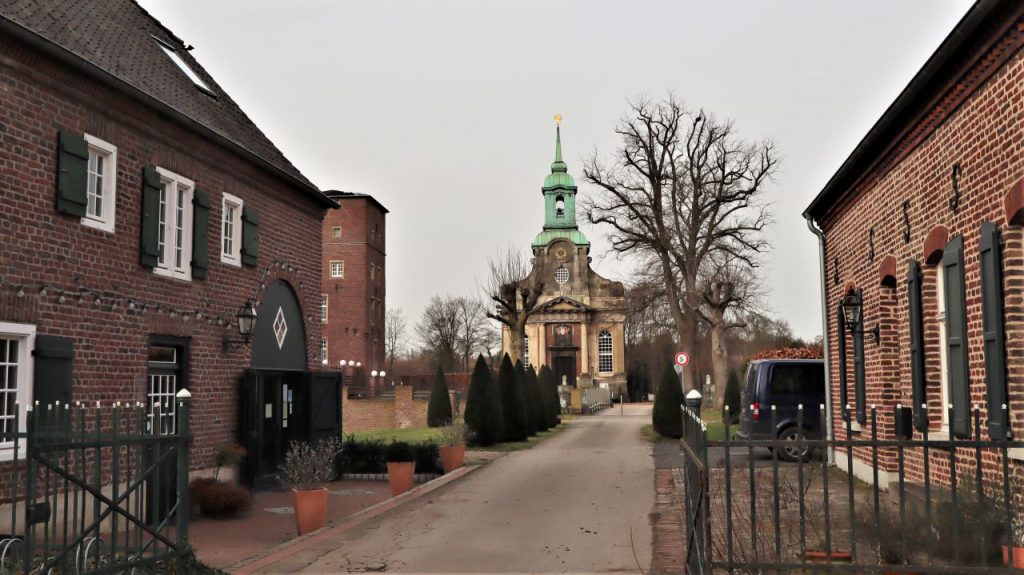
[278,437,343,535]
[385,441,417,496]
[439,422,469,474]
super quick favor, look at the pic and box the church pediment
[538,296,592,313]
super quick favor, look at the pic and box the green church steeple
[533,116,589,248]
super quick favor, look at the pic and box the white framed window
[320,294,328,323]
[320,338,328,364]
[0,322,35,458]
[82,134,117,233]
[220,192,243,266]
[153,167,194,281]
[598,330,613,373]
[330,260,344,279]
[936,268,950,430]
[332,226,342,239]
[523,335,530,368]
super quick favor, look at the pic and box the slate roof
[0,0,328,202]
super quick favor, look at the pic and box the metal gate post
[175,389,192,548]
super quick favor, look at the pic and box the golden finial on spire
[554,114,562,125]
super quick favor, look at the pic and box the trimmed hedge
[499,355,528,442]
[465,354,503,446]
[337,435,442,475]
[652,364,684,439]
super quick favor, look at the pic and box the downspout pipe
[806,215,835,465]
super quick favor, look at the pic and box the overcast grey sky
[139,0,973,340]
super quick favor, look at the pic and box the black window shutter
[979,221,1009,440]
[943,236,970,438]
[307,371,342,443]
[907,259,928,432]
[837,306,848,422]
[140,167,162,268]
[57,130,89,217]
[191,188,210,279]
[241,206,259,266]
[33,335,74,408]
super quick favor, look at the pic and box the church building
[501,121,627,396]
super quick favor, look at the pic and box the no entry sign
[674,351,690,367]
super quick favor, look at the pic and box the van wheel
[775,427,810,462]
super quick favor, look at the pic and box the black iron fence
[0,396,191,574]
[680,396,1024,574]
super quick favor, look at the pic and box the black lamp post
[223,300,257,350]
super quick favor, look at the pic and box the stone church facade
[501,124,627,395]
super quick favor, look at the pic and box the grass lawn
[467,421,571,453]
[642,412,731,443]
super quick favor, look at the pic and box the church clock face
[554,247,568,261]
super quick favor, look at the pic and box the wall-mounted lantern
[841,289,879,344]
[223,300,257,350]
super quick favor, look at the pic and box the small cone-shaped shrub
[652,364,684,439]
[723,368,742,425]
[526,366,549,432]
[539,365,560,427]
[426,366,453,427]
[465,354,503,446]
[515,360,538,436]
[499,355,528,442]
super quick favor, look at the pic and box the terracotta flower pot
[387,461,416,496]
[292,487,328,536]
[803,550,852,562]
[439,445,465,474]
[1003,545,1024,568]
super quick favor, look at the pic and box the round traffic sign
[674,351,689,367]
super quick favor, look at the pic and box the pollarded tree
[465,354,503,446]
[527,366,548,432]
[499,355,528,442]
[539,365,560,428]
[426,365,452,427]
[485,245,547,365]
[652,364,685,439]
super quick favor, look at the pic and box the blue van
[735,359,826,461]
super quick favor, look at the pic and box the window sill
[0,447,27,463]
[81,216,115,234]
[1008,448,1024,462]
[220,255,241,268]
[153,266,191,282]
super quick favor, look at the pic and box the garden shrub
[413,441,440,473]
[499,355,528,442]
[189,478,252,519]
[724,369,741,424]
[338,436,443,474]
[385,441,416,462]
[465,354,503,446]
[527,366,548,432]
[539,365,560,427]
[426,366,453,427]
[516,360,538,436]
[652,364,684,439]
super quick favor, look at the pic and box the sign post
[674,351,690,391]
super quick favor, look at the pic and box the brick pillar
[394,385,414,429]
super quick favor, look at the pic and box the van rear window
[769,365,824,396]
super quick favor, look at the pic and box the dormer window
[555,196,565,219]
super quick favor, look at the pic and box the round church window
[555,265,569,285]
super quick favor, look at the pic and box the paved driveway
[255,404,654,573]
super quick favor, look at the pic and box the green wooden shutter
[241,206,259,266]
[191,188,210,279]
[33,335,74,408]
[979,222,1008,440]
[943,236,970,438]
[907,260,928,432]
[837,306,848,422]
[853,303,866,425]
[57,130,89,217]
[140,167,162,268]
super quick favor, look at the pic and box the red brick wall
[817,17,1024,484]
[0,34,326,470]
[342,386,458,433]
[321,198,386,372]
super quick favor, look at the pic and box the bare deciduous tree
[455,297,495,371]
[385,307,408,374]
[415,295,462,372]
[698,258,761,409]
[583,94,777,390]
[485,245,547,365]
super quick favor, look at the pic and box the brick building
[0,1,340,487]
[501,122,627,395]
[804,0,1024,486]
[320,191,388,381]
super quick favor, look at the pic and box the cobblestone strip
[649,467,684,575]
